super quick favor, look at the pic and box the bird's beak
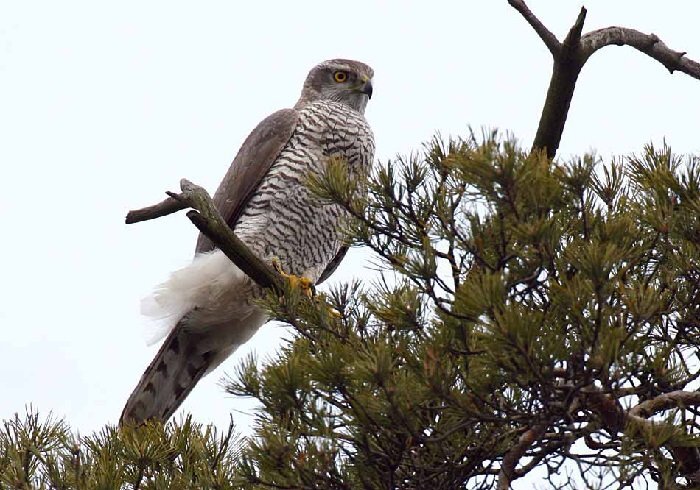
[360,76,373,99]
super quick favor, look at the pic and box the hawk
[120,59,375,425]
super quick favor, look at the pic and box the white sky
[2,0,699,484]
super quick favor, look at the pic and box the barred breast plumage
[121,59,374,425]
[235,100,375,281]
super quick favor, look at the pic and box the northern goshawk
[120,59,375,424]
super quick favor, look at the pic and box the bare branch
[561,7,587,51]
[176,179,286,293]
[510,1,700,158]
[497,423,546,489]
[581,27,700,79]
[125,196,186,224]
[530,7,588,158]
[507,0,560,55]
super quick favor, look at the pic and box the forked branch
[503,2,700,479]
[510,1,700,158]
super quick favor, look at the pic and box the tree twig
[125,196,186,224]
[509,1,700,158]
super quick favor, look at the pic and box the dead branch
[510,2,700,158]
[126,179,286,293]
[580,28,700,76]
[125,196,186,224]
[506,0,560,55]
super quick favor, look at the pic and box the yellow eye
[333,71,348,83]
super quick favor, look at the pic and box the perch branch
[126,179,286,293]
[509,1,700,158]
[530,7,587,159]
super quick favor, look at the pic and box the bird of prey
[120,59,375,425]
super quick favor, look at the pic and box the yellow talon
[271,258,314,298]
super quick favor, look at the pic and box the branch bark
[628,391,700,479]
[125,196,186,224]
[497,423,546,489]
[506,0,560,55]
[510,1,700,158]
[585,387,700,480]
[126,179,286,294]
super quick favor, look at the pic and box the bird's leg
[271,257,314,298]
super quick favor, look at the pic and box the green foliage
[235,133,700,488]
[3,134,699,489]
[0,409,242,489]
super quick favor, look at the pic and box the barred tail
[120,249,267,425]
[120,320,220,425]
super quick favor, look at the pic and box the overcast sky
[2,1,699,481]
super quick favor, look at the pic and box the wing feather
[195,108,298,253]
[317,245,349,285]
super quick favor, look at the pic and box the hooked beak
[360,77,373,99]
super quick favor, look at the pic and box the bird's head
[296,59,374,113]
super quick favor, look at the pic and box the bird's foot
[271,258,314,298]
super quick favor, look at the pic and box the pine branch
[584,390,625,435]
[509,1,700,158]
[125,179,286,293]
[628,391,700,479]
[497,424,546,489]
[585,388,700,480]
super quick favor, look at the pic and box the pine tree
[4,2,700,489]
[0,410,244,489]
[227,135,700,489]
